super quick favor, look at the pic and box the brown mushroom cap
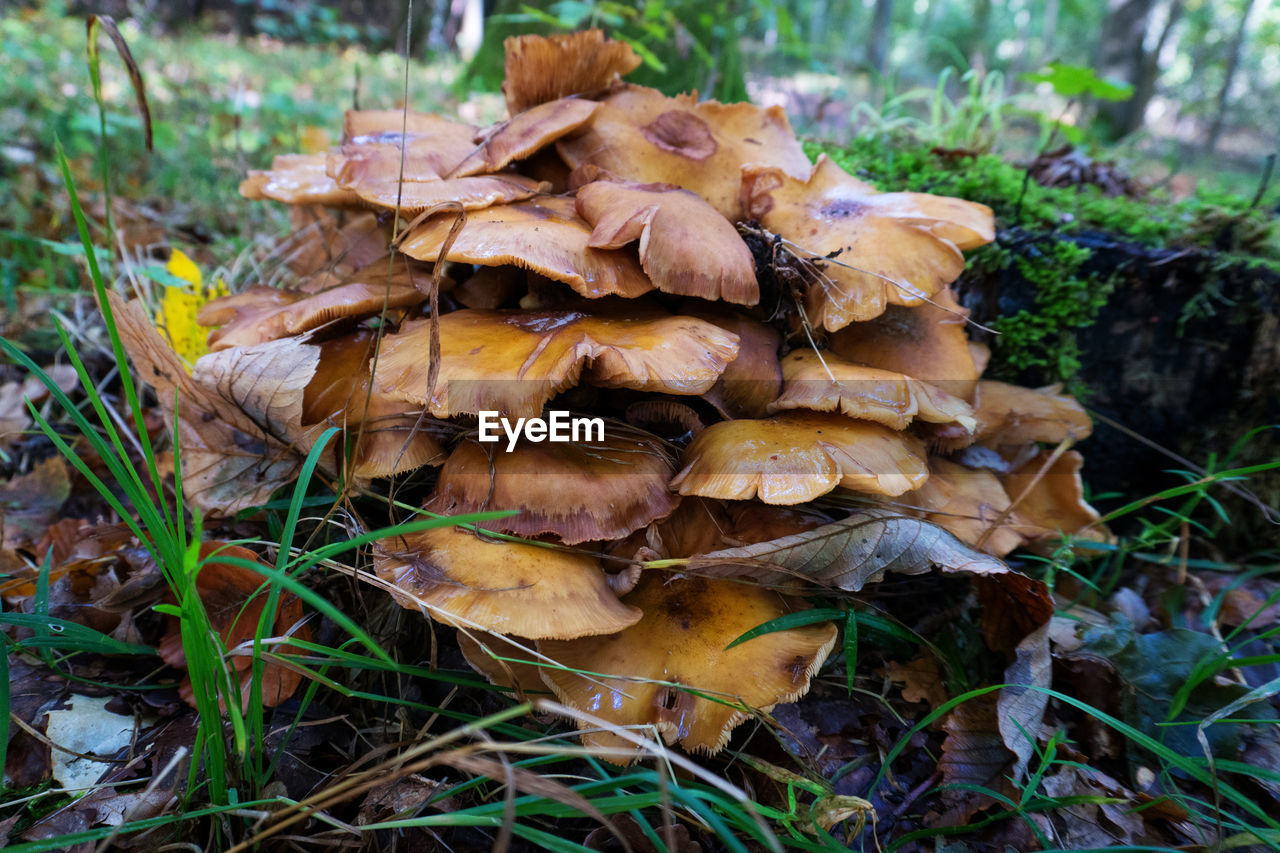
[538,573,837,757]
[828,288,982,401]
[198,273,427,352]
[240,153,364,209]
[452,97,600,178]
[973,381,1093,446]
[904,457,1026,557]
[342,173,551,216]
[557,84,811,221]
[680,303,782,419]
[372,308,740,418]
[574,180,759,304]
[330,114,478,185]
[399,196,654,299]
[300,330,446,477]
[742,155,990,329]
[424,429,679,545]
[502,29,642,115]
[999,449,1107,544]
[770,349,976,433]
[374,525,641,639]
[670,412,929,505]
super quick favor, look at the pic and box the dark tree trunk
[867,0,894,81]
[1094,0,1159,139]
[1206,0,1259,153]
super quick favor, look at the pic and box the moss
[805,135,1277,388]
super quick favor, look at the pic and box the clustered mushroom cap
[501,29,643,114]
[770,349,976,433]
[165,28,1110,752]
[557,84,811,221]
[972,380,1094,446]
[829,288,983,402]
[741,155,993,329]
[399,196,654,299]
[574,179,759,304]
[671,412,929,505]
[425,429,679,545]
[371,307,740,418]
[538,573,837,756]
[374,525,642,640]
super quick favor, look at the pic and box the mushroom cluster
[143,30,1106,760]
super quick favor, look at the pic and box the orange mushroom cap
[456,630,547,694]
[574,180,759,304]
[399,196,654,299]
[679,303,782,419]
[999,449,1108,545]
[670,412,929,505]
[828,288,982,402]
[425,429,679,545]
[742,155,990,329]
[452,97,600,178]
[373,525,641,640]
[502,29,642,115]
[973,381,1093,446]
[903,457,1026,557]
[557,84,811,221]
[770,349,976,433]
[198,272,427,353]
[329,114,478,185]
[240,153,364,209]
[372,308,740,419]
[538,573,836,758]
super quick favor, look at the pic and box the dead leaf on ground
[0,365,78,451]
[110,292,302,516]
[883,655,949,710]
[0,456,70,546]
[688,508,1009,590]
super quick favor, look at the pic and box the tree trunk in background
[969,0,992,72]
[1040,0,1059,64]
[1128,0,1184,136]
[1206,0,1259,154]
[868,0,894,83]
[1094,0,1158,139]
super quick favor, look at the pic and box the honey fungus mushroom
[372,307,740,418]
[671,412,929,505]
[400,196,654,299]
[539,573,837,759]
[425,428,679,544]
[557,84,811,221]
[741,156,994,329]
[770,349,975,433]
[574,179,759,304]
[374,525,640,640]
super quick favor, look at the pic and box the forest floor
[2,10,1280,853]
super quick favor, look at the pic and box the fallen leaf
[44,694,137,790]
[0,456,70,545]
[687,508,1008,590]
[109,292,302,515]
[883,655,949,710]
[936,692,1015,824]
[0,366,78,451]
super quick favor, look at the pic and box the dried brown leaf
[687,508,1008,590]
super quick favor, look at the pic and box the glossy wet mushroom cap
[538,573,837,759]
[374,525,642,640]
[671,411,929,505]
[425,429,679,545]
[372,307,740,419]
[770,349,976,433]
[451,97,600,178]
[999,449,1108,545]
[240,153,364,209]
[904,457,1026,557]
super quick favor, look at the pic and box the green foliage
[1021,62,1134,101]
